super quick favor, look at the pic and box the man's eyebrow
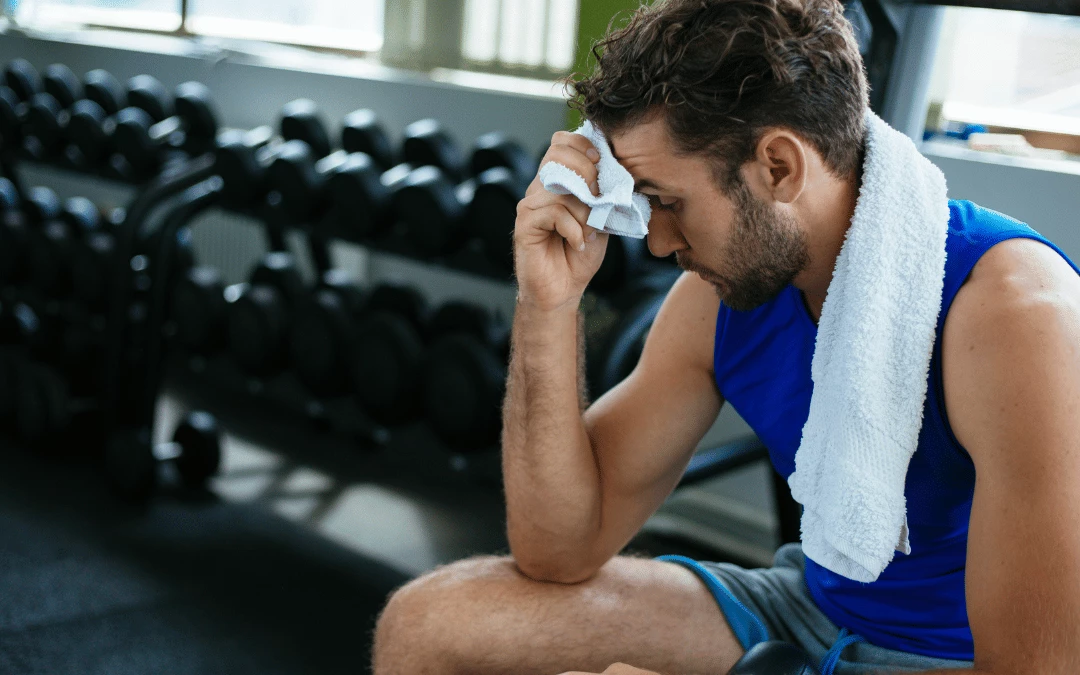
[634,178,670,192]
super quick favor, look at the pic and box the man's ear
[749,130,807,204]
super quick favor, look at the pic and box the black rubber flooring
[0,444,410,675]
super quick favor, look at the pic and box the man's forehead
[608,118,681,192]
[608,116,673,162]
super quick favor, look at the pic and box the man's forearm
[501,299,602,582]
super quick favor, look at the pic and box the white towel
[538,120,651,239]
[787,111,950,583]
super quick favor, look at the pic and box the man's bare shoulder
[942,236,1080,457]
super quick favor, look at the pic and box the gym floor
[0,385,725,675]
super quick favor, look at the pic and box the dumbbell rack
[0,97,232,494]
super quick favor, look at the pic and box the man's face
[610,117,810,312]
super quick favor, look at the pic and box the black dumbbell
[69,207,124,313]
[0,344,18,429]
[226,252,307,377]
[0,177,24,287]
[584,270,680,396]
[392,165,478,258]
[0,59,42,155]
[326,153,415,241]
[349,283,430,424]
[402,118,469,181]
[288,268,367,396]
[421,301,510,450]
[112,77,220,179]
[105,410,222,501]
[215,99,333,210]
[342,108,396,169]
[11,359,107,450]
[214,125,276,208]
[267,100,397,223]
[465,132,539,270]
[266,140,351,223]
[22,63,83,160]
[4,59,42,104]
[170,266,232,356]
[24,196,103,298]
[0,186,63,290]
[322,109,404,238]
[65,69,126,170]
[395,129,542,260]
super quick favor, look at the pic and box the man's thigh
[374,554,745,675]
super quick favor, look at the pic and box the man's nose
[646,215,687,258]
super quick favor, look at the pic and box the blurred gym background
[0,1,1076,673]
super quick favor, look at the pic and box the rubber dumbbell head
[105,411,222,501]
[25,64,83,157]
[14,361,72,448]
[27,196,102,297]
[214,125,275,207]
[226,252,307,376]
[467,166,525,272]
[113,80,218,177]
[171,266,228,354]
[422,302,509,450]
[66,99,110,168]
[43,64,82,109]
[266,139,349,221]
[470,132,536,184]
[402,118,467,181]
[290,269,366,396]
[327,157,411,239]
[4,59,42,102]
[280,98,332,159]
[125,74,173,123]
[70,230,116,310]
[83,69,126,115]
[350,283,429,423]
[342,108,396,169]
[0,86,23,151]
[23,185,63,226]
[590,235,650,293]
[393,165,475,257]
[24,92,65,157]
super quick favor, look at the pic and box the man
[372,1,1080,673]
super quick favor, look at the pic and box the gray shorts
[666,544,974,674]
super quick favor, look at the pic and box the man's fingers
[551,130,600,158]
[540,144,600,194]
[519,191,591,226]
[550,207,589,252]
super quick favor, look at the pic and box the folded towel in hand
[787,111,951,583]
[538,120,651,239]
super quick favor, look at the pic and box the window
[928,7,1080,157]
[14,0,181,32]
[6,0,581,79]
[188,0,383,52]
[462,0,578,74]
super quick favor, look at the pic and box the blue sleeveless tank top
[713,200,1080,660]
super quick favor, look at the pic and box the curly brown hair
[571,0,869,188]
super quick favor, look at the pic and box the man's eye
[648,194,678,211]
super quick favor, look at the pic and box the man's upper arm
[581,272,725,562]
[943,239,1080,674]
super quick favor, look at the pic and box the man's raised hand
[514,130,611,312]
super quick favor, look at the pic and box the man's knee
[373,555,533,670]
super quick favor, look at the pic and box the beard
[678,180,810,312]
